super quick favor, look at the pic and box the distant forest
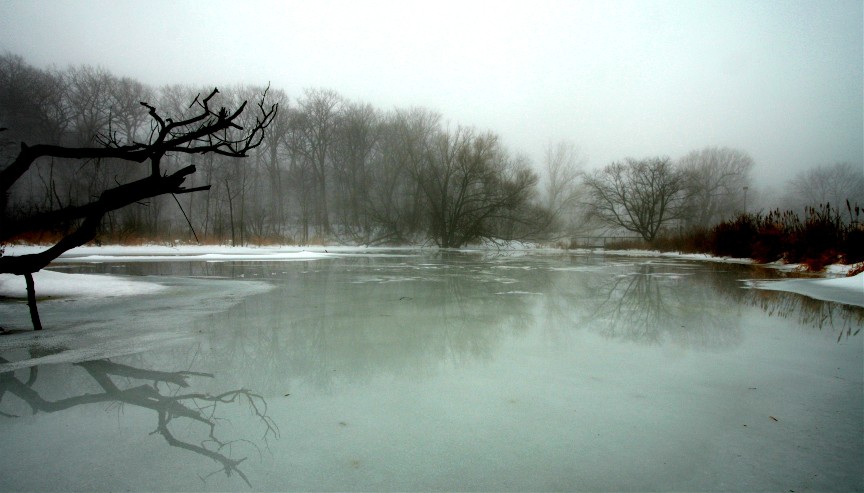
[2,53,862,249]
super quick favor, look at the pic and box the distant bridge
[569,235,644,248]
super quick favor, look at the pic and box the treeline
[584,154,863,269]
[1,54,550,247]
[3,52,863,251]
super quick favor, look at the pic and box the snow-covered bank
[0,270,167,299]
[0,245,395,302]
[2,244,350,263]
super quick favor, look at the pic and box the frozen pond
[0,249,862,491]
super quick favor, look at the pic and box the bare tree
[0,53,68,150]
[259,88,290,237]
[542,140,586,236]
[678,146,753,229]
[0,88,277,329]
[0,54,69,223]
[416,127,540,248]
[362,107,440,244]
[582,157,684,242]
[330,101,380,238]
[287,89,343,237]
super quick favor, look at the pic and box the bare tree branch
[0,88,277,329]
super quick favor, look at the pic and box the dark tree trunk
[225,180,236,246]
[24,272,43,331]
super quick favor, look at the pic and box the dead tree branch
[0,88,277,329]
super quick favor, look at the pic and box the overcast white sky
[1,0,861,185]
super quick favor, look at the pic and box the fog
[1,0,861,186]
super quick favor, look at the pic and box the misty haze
[0,0,862,491]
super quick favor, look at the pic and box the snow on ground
[3,244,351,263]
[0,245,344,300]
[0,269,167,299]
[0,245,398,301]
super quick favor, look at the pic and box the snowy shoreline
[1,244,862,307]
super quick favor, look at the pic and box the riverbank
[2,244,862,308]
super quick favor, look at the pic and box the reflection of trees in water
[487,258,857,350]
[694,263,863,340]
[740,289,863,341]
[0,353,277,487]
[556,261,745,349]
[68,253,859,400]
[547,258,861,347]
[194,254,538,392]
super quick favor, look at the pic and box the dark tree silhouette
[0,88,277,329]
[416,127,541,248]
[582,157,684,242]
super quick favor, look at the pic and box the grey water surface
[1,250,861,491]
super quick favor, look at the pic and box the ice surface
[0,249,861,491]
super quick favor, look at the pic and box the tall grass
[705,201,862,271]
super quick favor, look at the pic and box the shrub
[669,201,863,271]
[842,201,864,264]
[709,213,757,258]
[784,204,843,266]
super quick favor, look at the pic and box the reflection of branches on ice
[0,357,278,488]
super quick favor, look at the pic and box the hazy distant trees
[542,140,585,236]
[678,146,753,228]
[416,127,540,248]
[782,162,864,214]
[363,107,440,244]
[330,101,379,238]
[580,147,755,241]
[0,54,67,149]
[0,54,557,249]
[259,87,290,236]
[582,157,684,241]
[16,52,855,251]
[287,89,344,238]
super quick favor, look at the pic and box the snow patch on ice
[0,270,167,299]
